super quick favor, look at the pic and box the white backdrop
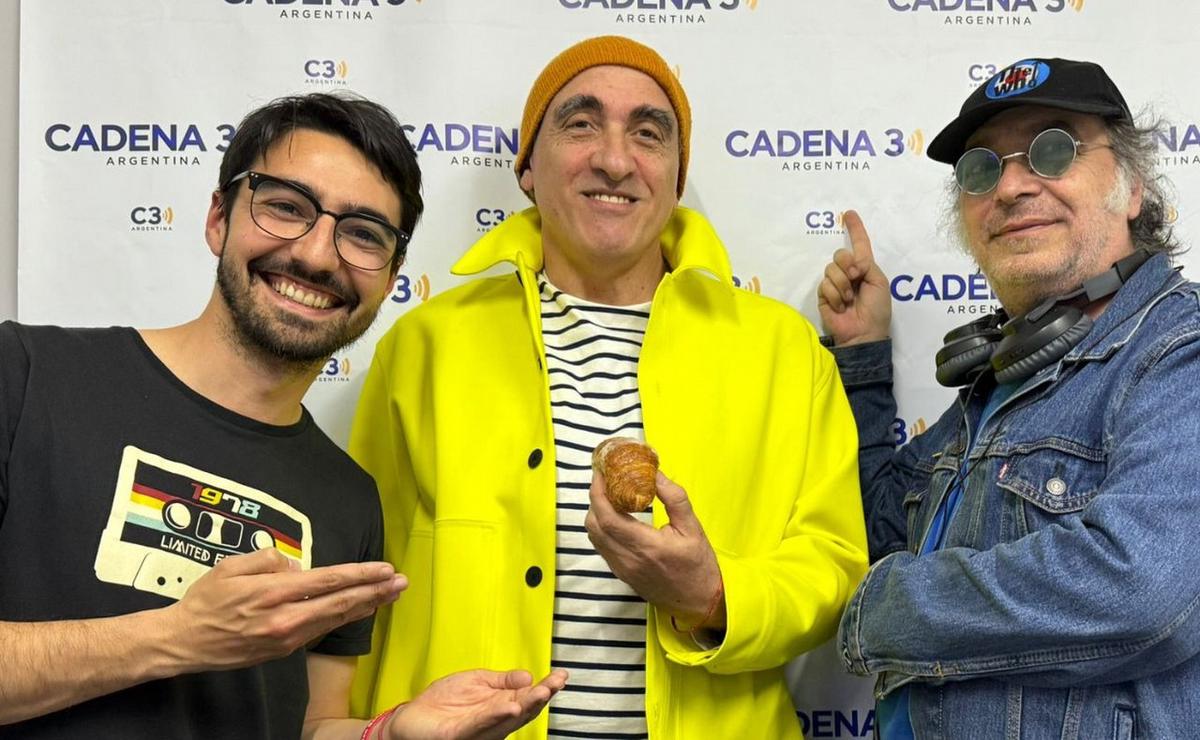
[18,2,1200,737]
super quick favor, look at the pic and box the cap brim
[927,98,1129,165]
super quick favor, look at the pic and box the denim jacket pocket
[1112,704,1136,740]
[902,486,927,547]
[902,458,941,549]
[995,441,1105,534]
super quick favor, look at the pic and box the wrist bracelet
[361,706,398,740]
[670,574,724,636]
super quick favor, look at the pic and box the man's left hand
[585,470,725,630]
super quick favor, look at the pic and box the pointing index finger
[842,209,875,269]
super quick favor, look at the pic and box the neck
[140,293,322,426]
[994,239,1140,319]
[543,247,666,305]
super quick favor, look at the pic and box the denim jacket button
[1046,477,1067,496]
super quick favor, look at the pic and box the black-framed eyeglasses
[222,170,409,271]
[954,127,1109,196]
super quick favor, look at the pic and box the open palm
[387,669,568,740]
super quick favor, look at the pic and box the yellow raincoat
[350,207,868,738]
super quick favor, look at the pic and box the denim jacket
[834,253,1200,739]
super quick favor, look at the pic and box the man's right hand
[817,209,893,346]
[164,547,406,671]
[382,669,569,740]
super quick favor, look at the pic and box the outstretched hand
[817,209,893,346]
[384,669,569,740]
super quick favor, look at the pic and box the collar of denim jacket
[1066,251,1186,361]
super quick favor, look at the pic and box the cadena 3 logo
[556,0,757,27]
[391,273,431,304]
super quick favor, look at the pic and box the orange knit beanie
[515,35,691,198]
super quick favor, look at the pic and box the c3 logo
[732,275,761,293]
[322,357,351,377]
[475,208,512,228]
[892,417,928,446]
[805,211,843,229]
[130,206,173,225]
[304,60,348,79]
[968,64,998,82]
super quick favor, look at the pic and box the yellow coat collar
[451,205,734,286]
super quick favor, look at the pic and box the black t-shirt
[0,323,384,739]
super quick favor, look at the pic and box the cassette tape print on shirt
[94,446,313,600]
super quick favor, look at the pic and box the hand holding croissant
[585,463,725,632]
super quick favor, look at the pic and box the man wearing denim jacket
[819,58,1200,739]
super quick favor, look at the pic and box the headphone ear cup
[992,308,1092,385]
[936,340,997,387]
[934,315,1003,387]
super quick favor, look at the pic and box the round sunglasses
[954,127,1108,195]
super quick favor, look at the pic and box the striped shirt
[541,274,652,740]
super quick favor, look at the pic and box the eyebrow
[552,94,603,125]
[278,174,397,226]
[630,105,675,138]
[551,96,676,139]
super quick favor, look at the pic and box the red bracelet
[361,706,398,740]
[670,574,724,636]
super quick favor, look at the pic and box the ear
[518,165,534,195]
[205,190,229,258]
[1126,174,1145,222]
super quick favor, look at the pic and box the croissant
[592,437,659,514]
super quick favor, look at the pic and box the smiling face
[207,128,402,365]
[518,65,679,297]
[957,106,1143,314]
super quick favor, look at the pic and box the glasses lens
[955,148,1002,195]
[251,180,317,239]
[335,217,398,270]
[1029,128,1077,178]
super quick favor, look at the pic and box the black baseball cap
[927,58,1133,164]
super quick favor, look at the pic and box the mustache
[249,255,357,308]
[985,204,1058,236]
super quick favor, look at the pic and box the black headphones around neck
[934,249,1151,387]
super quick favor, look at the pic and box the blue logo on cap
[986,60,1051,100]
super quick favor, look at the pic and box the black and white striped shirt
[541,274,652,739]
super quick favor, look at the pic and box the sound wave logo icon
[907,129,925,156]
[163,207,174,225]
[1067,0,1084,11]
[336,60,349,78]
[413,274,431,302]
[910,417,927,437]
[1165,205,1179,224]
[339,357,351,376]
[746,0,758,9]
[733,275,761,293]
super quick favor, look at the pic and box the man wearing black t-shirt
[0,93,565,740]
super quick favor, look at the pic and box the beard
[947,168,1135,308]
[216,242,381,366]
